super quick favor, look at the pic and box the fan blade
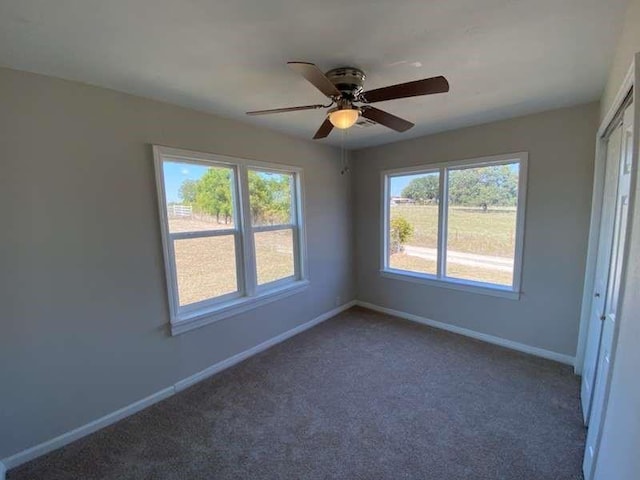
[288,62,341,98]
[247,104,326,116]
[313,118,334,139]
[361,76,449,103]
[361,106,414,132]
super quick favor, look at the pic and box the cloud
[181,168,189,175]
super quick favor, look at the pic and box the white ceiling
[0,0,628,149]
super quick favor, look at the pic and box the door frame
[575,59,635,375]
[576,54,639,479]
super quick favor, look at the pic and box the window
[154,146,307,334]
[382,152,527,298]
[248,170,297,286]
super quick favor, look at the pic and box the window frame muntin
[153,145,308,334]
[381,152,528,299]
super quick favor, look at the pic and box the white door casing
[583,102,634,480]
[580,121,623,423]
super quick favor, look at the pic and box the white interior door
[583,101,634,479]
[580,121,623,423]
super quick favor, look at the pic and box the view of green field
[390,205,517,256]
[166,158,520,303]
[388,162,520,286]
[389,204,517,286]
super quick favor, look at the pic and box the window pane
[163,160,235,233]
[255,229,295,285]
[445,163,519,286]
[248,170,293,226]
[174,235,238,306]
[388,172,440,275]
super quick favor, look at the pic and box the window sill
[380,269,521,300]
[170,280,310,336]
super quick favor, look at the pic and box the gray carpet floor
[8,307,585,479]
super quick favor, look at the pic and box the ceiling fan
[246,62,449,139]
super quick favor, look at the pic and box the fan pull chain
[340,129,350,175]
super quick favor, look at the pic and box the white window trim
[153,145,309,335]
[380,152,528,300]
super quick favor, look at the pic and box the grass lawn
[389,204,517,286]
[390,204,517,257]
[390,253,513,286]
[167,203,518,305]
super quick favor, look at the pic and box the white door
[580,121,623,423]
[583,102,634,479]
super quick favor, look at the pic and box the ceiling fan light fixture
[329,108,360,129]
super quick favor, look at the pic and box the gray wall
[0,63,608,466]
[0,67,355,459]
[352,103,599,357]
[593,0,640,474]
[600,0,640,120]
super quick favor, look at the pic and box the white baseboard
[1,387,175,470]
[1,299,573,471]
[356,301,575,366]
[1,300,356,471]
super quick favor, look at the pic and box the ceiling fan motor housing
[325,67,366,99]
